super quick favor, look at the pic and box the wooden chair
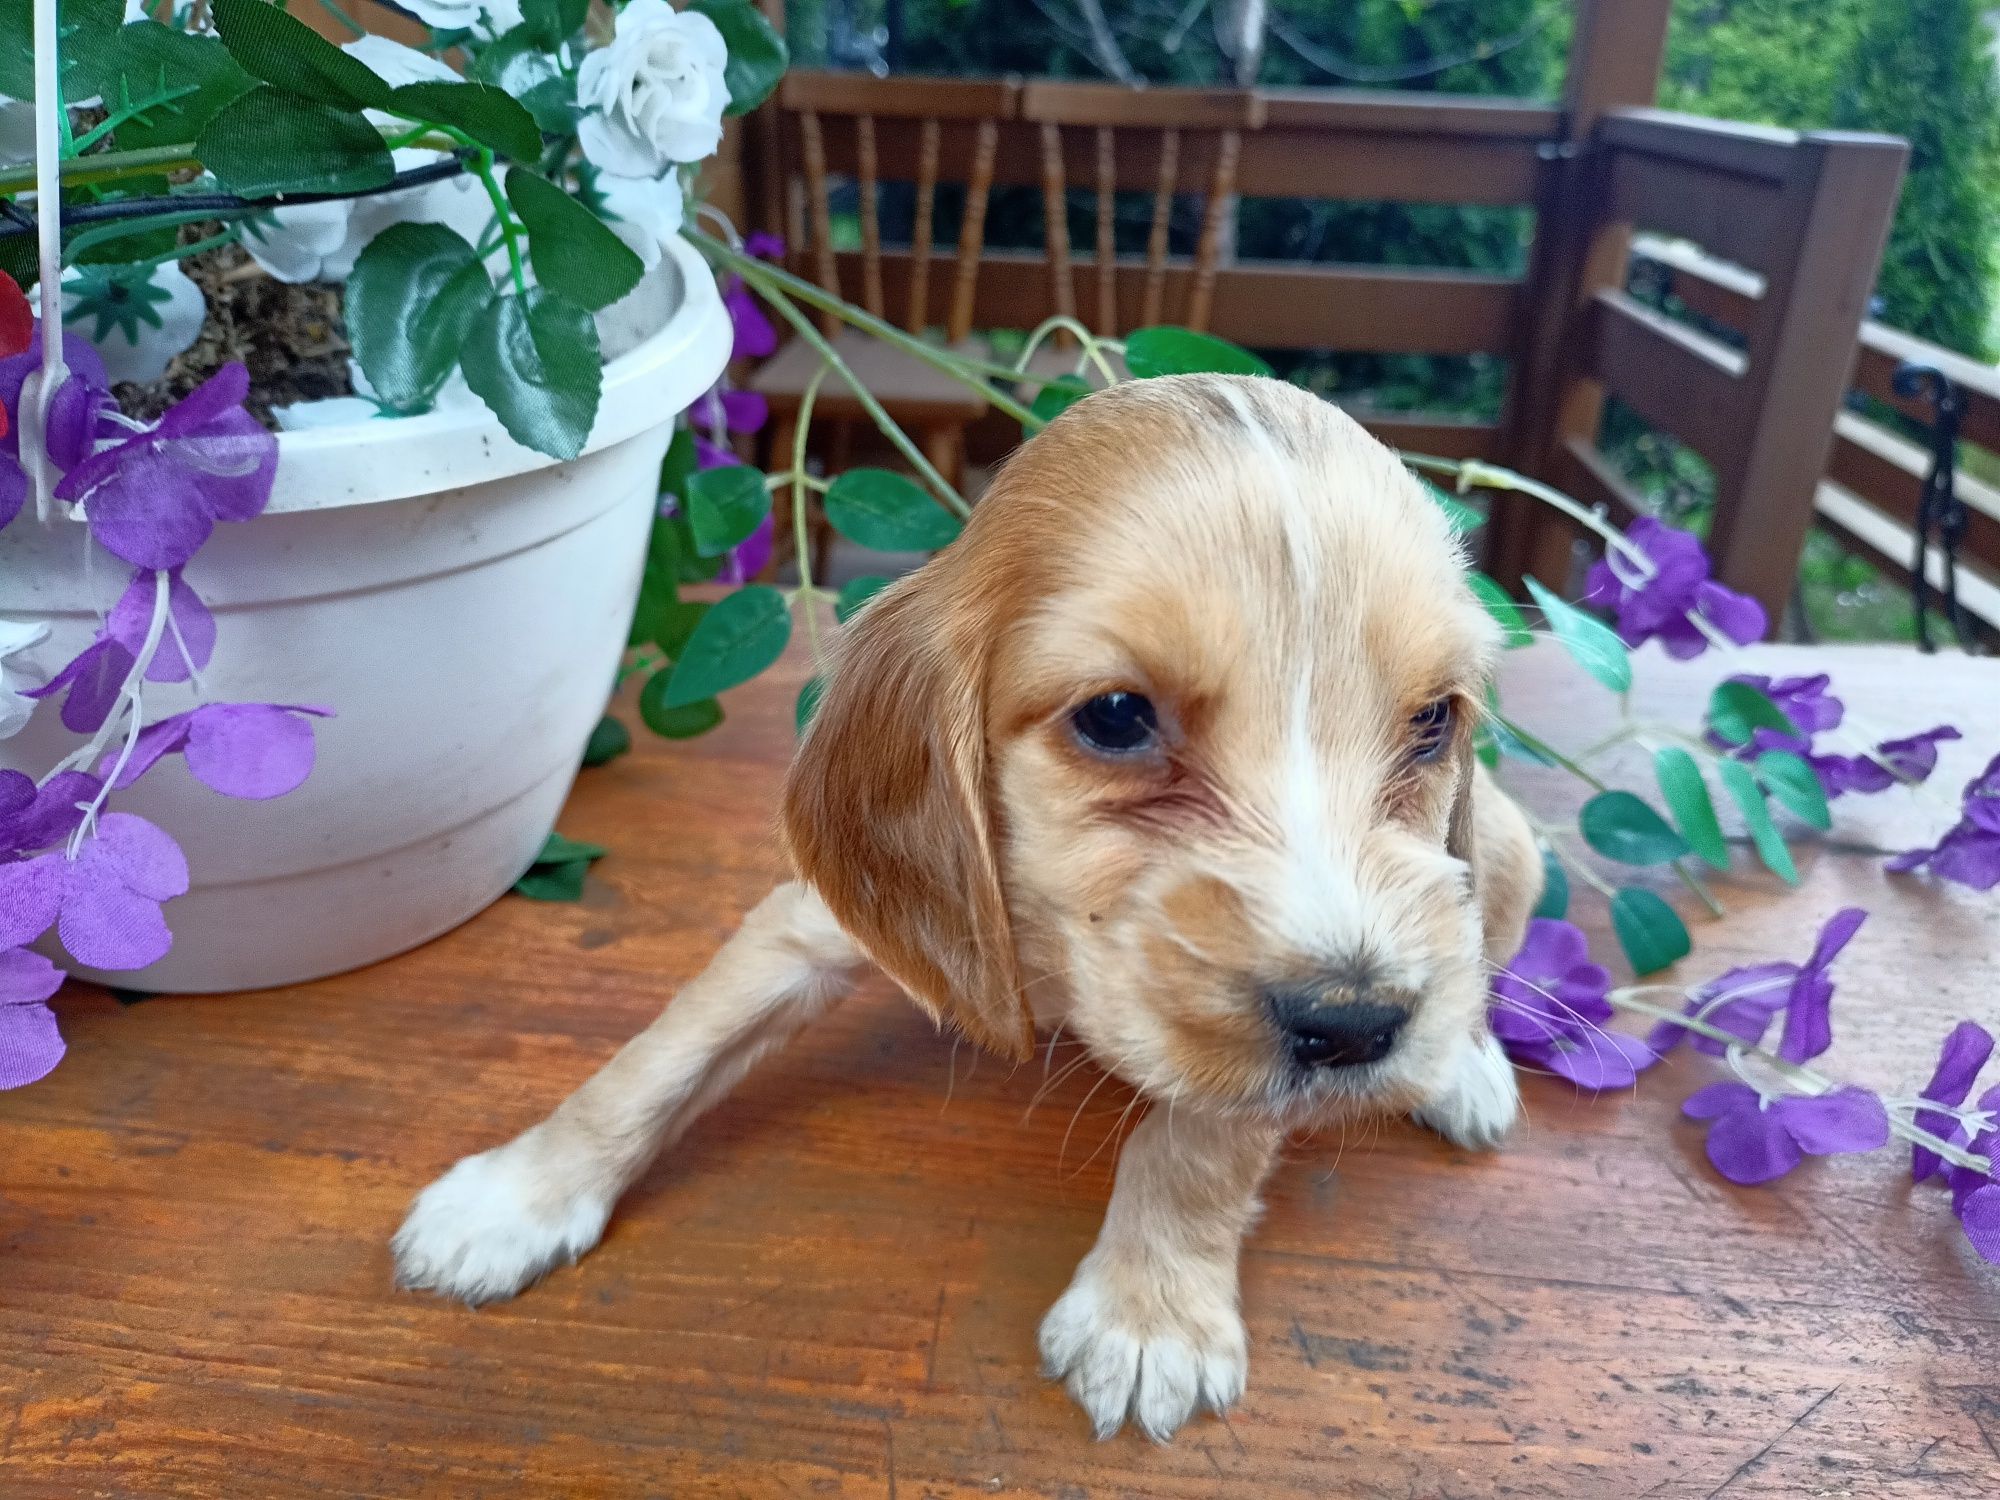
[1018,82,1265,379]
[747,73,1024,500]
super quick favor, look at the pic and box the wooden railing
[1631,237,2000,638]
[742,0,1929,627]
[1490,107,1908,620]
[756,68,1558,468]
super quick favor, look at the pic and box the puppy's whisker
[1057,1065,1117,1181]
[1024,1050,1098,1121]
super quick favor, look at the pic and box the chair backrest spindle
[1094,126,1117,335]
[855,114,885,320]
[906,118,941,336]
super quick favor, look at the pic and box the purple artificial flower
[112,702,331,799]
[715,513,774,584]
[723,279,778,360]
[1911,1020,1994,1184]
[1,329,116,532]
[28,567,222,726]
[0,944,65,1090]
[0,811,189,970]
[0,769,100,857]
[0,442,20,532]
[1647,908,1865,1066]
[1489,918,1655,1089]
[22,635,135,734]
[0,328,111,460]
[743,231,785,261]
[106,568,216,684]
[1643,962,1794,1056]
[1717,673,1959,801]
[1935,1085,2000,1264]
[54,363,276,570]
[1681,1080,1890,1185]
[1889,753,2000,891]
[1580,517,1767,658]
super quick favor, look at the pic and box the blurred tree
[1830,0,2000,356]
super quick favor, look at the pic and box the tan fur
[393,374,1543,1442]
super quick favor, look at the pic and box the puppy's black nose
[1265,990,1408,1070]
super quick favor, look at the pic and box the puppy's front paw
[391,1129,612,1304]
[1413,1031,1520,1150]
[1038,1254,1247,1442]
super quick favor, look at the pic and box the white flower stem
[791,367,828,674]
[58,571,171,854]
[1609,987,1994,1176]
[733,260,971,518]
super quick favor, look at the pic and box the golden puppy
[392,374,1541,1441]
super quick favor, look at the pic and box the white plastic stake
[28,0,68,524]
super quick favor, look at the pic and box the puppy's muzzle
[1264,980,1411,1070]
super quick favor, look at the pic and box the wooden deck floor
[3,643,1998,1499]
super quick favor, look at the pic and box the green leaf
[582,714,631,767]
[689,0,789,115]
[346,222,494,411]
[390,81,542,162]
[1028,374,1090,428]
[0,0,119,101]
[90,23,255,153]
[835,574,892,623]
[519,0,591,48]
[536,831,608,864]
[1123,326,1273,379]
[823,469,963,552]
[1533,848,1569,920]
[660,586,792,708]
[1468,571,1532,647]
[1524,577,1631,693]
[639,672,724,738]
[653,599,710,661]
[1756,749,1832,831]
[470,26,578,134]
[211,0,391,110]
[796,676,825,734]
[1719,758,1798,884]
[658,426,699,502]
[685,465,771,557]
[198,86,395,197]
[513,828,607,900]
[1579,791,1691,866]
[1484,709,1557,767]
[514,860,590,901]
[1422,479,1483,533]
[461,289,602,461]
[1653,747,1730,870]
[503,167,647,311]
[1609,888,1692,975]
[1706,680,1800,747]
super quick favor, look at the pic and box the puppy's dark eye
[1410,698,1454,762]
[1071,692,1159,755]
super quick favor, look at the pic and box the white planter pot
[0,236,732,992]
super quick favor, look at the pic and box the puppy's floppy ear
[1446,724,1477,880]
[780,572,1033,1061]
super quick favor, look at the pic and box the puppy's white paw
[1414,1031,1520,1150]
[1038,1255,1247,1442]
[392,1129,612,1304]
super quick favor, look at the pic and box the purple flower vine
[0,341,331,1088]
[1491,911,1999,1265]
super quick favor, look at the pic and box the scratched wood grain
[2,642,1997,1499]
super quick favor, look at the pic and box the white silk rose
[576,0,730,178]
[394,0,524,31]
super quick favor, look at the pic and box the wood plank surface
[3,642,1998,1499]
